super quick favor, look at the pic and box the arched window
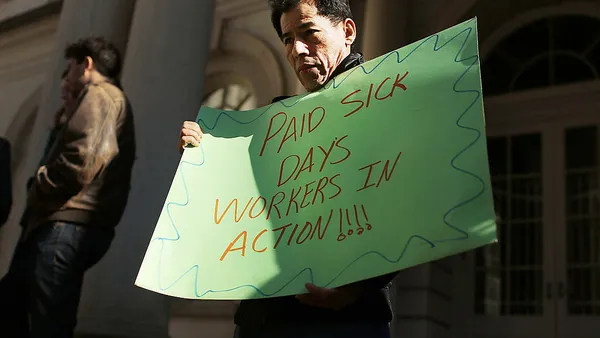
[202,79,258,111]
[474,14,600,320]
[483,15,600,96]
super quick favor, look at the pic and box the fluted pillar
[361,0,409,60]
[75,1,216,337]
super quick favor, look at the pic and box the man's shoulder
[88,81,126,104]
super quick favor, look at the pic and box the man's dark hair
[64,36,122,80]
[268,0,353,38]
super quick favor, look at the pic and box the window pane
[482,15,600,96]
[488,137,507,176]
[511,134,542,174]
[512,58,551,92]
[475,134,543,316]
[566,126,597,169]
[554,54,595,86]
[565,125,600,316]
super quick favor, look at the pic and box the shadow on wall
[0,85,40,271]
[5,85,41,173]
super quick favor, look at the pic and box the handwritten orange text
[219,210,334,261]
[340,71,409,118]
[357,151,403,192]
[278,135,351,186]
[336,204,373,242]
[259,106,326,156]
[213,174,342,225]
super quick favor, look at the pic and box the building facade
[0,0,599,337]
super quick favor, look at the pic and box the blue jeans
[0,221,113,338]
[234,322,391,338]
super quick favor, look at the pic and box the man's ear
[343,18,357,46]
[84,56,94,71]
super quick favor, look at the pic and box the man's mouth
[298,64,316,73]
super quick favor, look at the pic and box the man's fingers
[305,283,330,298]
[295,283,329,305]
[181,128,202,142]
[182,120,200,128]
[305,283,319,292]
[182,121,202,135]
[181,126,202,136]
[177,121,202,154]
[181,135,200,147]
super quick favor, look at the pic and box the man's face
[60,76,79,103]
[65,58,88,93]
[60,78,70,101]
[280,0,356,92]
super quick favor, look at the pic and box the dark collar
[329,52,365,79]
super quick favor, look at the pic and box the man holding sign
[178,0,396,337]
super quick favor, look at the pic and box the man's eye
[283,37,293,45]
[306,29,318,35]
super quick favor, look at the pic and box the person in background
[44,70,78,177]
[0,137,11,227]
[20,69,81,234]
[178,1,396,337]
[0,36,136,338]
[55,69,79,126]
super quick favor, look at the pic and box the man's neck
[88,71,109,85]
[332,49,352,75]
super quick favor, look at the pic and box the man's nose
[292,40,309,57]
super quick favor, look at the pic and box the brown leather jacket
[23,80,136,233]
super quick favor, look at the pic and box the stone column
[361,0,409,60]
[388,259,455,338]
[75,0,216,337]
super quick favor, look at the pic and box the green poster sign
[136,18,497,300]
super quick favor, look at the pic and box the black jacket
[234,52,396,328]
[0,137,12,226]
